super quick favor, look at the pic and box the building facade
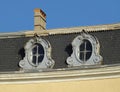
[0,9,120,92]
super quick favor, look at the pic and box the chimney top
[34,8,46,31]
[34,8,46,18]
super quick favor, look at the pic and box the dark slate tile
[0,29,120,71]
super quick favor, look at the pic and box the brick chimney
[34,8,46,31]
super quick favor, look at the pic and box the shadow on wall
[18,48,25,59]
[65,44,73,56]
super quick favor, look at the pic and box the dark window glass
[32,47,37,54]
[79,39,92,62]
[33,56,37,64]
[32,43,44,66]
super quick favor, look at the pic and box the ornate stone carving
[67,31,103,67]
[19,35,54,71]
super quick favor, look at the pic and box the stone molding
[0,64,120,84]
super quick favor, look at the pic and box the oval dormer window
[32,43,44,67]
[19,35,55,71]
[67,31,103,67]
[79,39,92,62]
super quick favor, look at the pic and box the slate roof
[0,23,120,72]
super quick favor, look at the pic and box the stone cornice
[0,23,120,38]
[22,23,120,37]
[0,65,120,84]
[48,23,120,35]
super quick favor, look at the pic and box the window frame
[67,32,103,67]
[19,36,54,71]
[30,43,45,67]
[79,39,92,62]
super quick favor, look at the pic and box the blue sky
[0,0,120,32]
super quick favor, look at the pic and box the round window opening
[79,39,92,62]
[31,43,44,66]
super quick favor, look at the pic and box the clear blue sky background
[0,0,120,32]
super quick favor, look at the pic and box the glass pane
[86,40,92,51]
[37,43,44,63]
[80,42,85,51]
[80,52,84,61]
[38,56,44,63]
[79,39,92,62]
[32,46,37,54]
[86,52,92,61]
[32,43,44,66]
[32,56,36,65]
[38,44,44,54]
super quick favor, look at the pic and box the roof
[0,23,120,38]
[0,23,119,83]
